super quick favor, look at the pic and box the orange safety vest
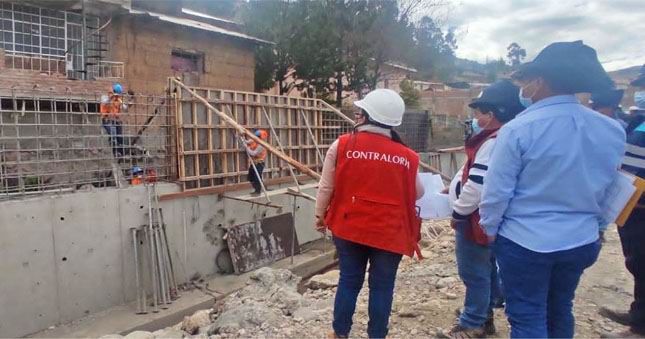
[100,95,123,120]
[249,141,267,163]
[324,132,422,258]
[456,128,498,246]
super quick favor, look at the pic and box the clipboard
[616,174,645,227]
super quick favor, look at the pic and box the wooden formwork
[170,80,354,192]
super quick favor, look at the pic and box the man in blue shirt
[479,41,626,338]
[599,65,645,337]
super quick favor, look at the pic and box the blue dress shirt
[480,95,626,253]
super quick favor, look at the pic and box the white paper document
[416,173,452,219]
[600,171,636,224]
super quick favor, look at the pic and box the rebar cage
[0,87,175,199]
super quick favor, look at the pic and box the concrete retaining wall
[0,183,320,337]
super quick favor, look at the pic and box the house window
[0,3,97,72]
[171,50,204,73]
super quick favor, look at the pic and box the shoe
[250,190,262,196]
[436,324,486,339]
[599,307,632,326]
[484,313,496,335]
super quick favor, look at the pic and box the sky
[444,0,644,71]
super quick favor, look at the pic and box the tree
[399,79,420,108]
[240,1,298,94]
[506,42,527,68]
[413,16,457,81]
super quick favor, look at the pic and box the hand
[440,187,449,194]
[314,216,326,233]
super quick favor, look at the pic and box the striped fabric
[622,121,645,177]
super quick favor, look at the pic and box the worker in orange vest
[315,89,425,338]
[244,129,268,195]
[100,83,126,158]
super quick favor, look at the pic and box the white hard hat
[353,89,405,127]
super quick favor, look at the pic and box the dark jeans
[455,225,504,328]
[494,236,600,338]
[333,237,402,338]
[102,119,123,157]
[247,161,265,192]
[618,207,645,333]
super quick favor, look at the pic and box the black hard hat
[590,89,624,109]
[631,64,645,87]
[469,79,524,123]
[511,40,613,93]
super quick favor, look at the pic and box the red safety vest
[324,132,422,257]
[458,129,498,246]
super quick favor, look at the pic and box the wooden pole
[172,79,321,180]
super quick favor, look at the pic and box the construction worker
[244,129,268,195]
[100,83,126,158]
[599,64,645,338]
[589,89,628,128]
[479,41,625,338]
[440,79,524,338]
[315,89,425,339]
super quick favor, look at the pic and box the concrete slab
[0,198,59,337]
[52,190,125,323]
[29,239,337,338]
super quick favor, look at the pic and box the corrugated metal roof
[127,8,273,45]
[181,8,239,26]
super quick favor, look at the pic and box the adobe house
[0,0,269,96]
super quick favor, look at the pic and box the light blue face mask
[518,87,533,108]
[471,118,481,135]
[635,91,645,109]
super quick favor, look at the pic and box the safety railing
[87,61,125,80]
[3,51,67,76]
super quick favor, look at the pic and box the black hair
[355,109,407,146]
[473,103,518,124]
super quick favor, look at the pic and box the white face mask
[518,80,537,108]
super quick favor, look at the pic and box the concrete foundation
[0,182,320,338]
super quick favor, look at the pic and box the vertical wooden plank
[207,90,213,188]
[192,100,200,188]
[175,82,187,191]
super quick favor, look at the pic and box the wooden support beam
[223,195,283,209]
[172,79,321,181]
[286,188,317,202]
[159,175,314,201]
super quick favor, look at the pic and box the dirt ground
[118,220,634,339]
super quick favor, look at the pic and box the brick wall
[419,88,483,120]
[106,16,255,95]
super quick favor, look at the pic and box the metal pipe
[154,186,178,297]
[152,217,169,307]
[155,225,171,305]
[131,228,145,314]
[145,185,159,313]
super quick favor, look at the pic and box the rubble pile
[105,220,632,338]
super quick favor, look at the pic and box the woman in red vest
[315,89,425,338]
[441,79,524,338]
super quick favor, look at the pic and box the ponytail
[354,109,407,146]
[390,129,406,146]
